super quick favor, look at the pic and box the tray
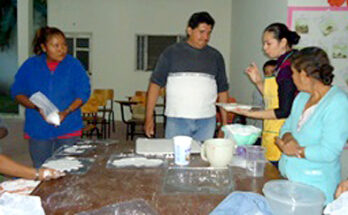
[162,167,234,195]
[136,138,201,156]
[106,154,167,169]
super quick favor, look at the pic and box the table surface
[32,142,281,215]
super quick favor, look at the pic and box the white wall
[288,0,329,6]
[229,0,288,103]
[47,0,232,111]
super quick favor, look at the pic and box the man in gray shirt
[145,11,229,141]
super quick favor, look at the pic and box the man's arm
[145,82,161,137]
[216,91,228,137]
[217,91,229,126]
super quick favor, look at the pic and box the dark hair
[291,47,334,85]
[264,23,300,48]
[263,60,277,71]
[187,11,215,29]
[32,26,66,55]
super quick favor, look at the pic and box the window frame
[135,34,185,72]
[65,33,92,76]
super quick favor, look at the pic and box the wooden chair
[93,89,115,138]
[155,88,166,136]
[81,96,103,138]
[116,91,156,140]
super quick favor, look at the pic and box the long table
[32,142,281,215]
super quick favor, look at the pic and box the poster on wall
[287,6,348,92]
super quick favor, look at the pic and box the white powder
[43,157,83,172]
[111,157,163,168]
[46,112,60,126]
[0,179,40,191]
[63,145,93,153]
[0,179,40,195]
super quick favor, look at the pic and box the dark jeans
[29,137,78,168]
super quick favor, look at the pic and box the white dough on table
[111,157,163,167]
[42,157,83,172]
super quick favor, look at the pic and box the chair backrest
[132,91,146,106]
[93,89,114,107]
[81,95,99,113]
[129,91,147,120]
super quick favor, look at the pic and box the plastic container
[263,180,326,215]
[222,124,261,146]
[246,145,265,161]
[246,159,267,177]
[244,145,267,177]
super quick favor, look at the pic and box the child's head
[263,60,277,77]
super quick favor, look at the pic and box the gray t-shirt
[151,42,229,93]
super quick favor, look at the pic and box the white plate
[216,103,258,111]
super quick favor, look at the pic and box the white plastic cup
[173,136,192,165]
[247,160,267,177]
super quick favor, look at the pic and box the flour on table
[111,157,163,167]
[43,157,83,172]
[63,145,93,154]
[0,179,40,195]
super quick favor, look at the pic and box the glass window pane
[76,38,89,48]
[76,51,89,71]
[66,38,74,55]
[147,36,176,71]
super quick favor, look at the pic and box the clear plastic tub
[77,199,158,215]
[162,167,234,195]
[263,180,325,215]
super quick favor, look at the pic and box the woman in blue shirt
[276,47,348,204]
[11,27,90,168]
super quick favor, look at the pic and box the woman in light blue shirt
[276,47,348,204]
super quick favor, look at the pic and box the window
[136,35,185,71]
[66,34,91,75]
